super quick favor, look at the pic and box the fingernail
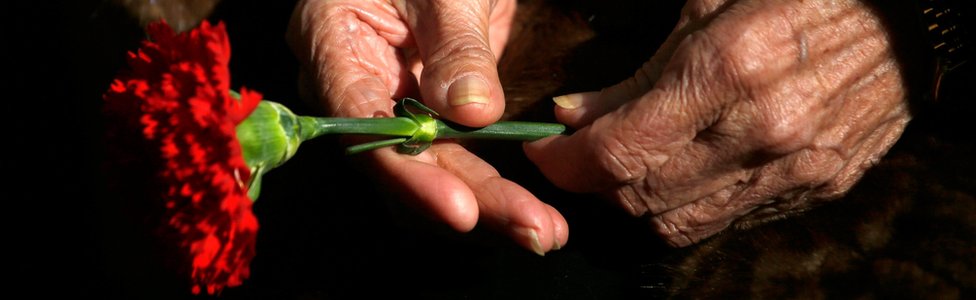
[552,239,562,251]
[448,76,490,106]
[553,94,583,109]
[525,228,546,256]
[515,227,546,256]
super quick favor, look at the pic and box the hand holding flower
[286,0,569,258]
[104,19,567,295]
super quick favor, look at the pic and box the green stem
[435,120,566,141]
[295,116,566,154]
[298,116,419,142]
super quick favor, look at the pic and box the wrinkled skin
[289,0,912,251]
[525,0,911,246]
[287,0,568,255]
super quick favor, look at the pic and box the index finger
[287,0,414,117]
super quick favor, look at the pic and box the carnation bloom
[103,20,261,295]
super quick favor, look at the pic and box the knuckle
[748,108,817,154]
[784,149,844,189]
[595,130,648,185]
[682,0,730,20]
[651,210,729,247]
[651,216,697,247]
[424,31,495,69]
[611,185,650,217]
[696,8,799,92]
[305,2,357,35]
[816,161,865,200]
[732,203,797,230]
[705,26,769,89]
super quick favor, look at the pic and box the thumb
[525,87,709,198]
[550,45,672,129]
[526,58,669,194]
[526,80,724,195]
[395,0,509,127]
[550,6,715,129]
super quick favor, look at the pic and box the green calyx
[235,100,303,200]
[391,98,439,155]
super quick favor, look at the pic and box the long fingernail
[448,76,490,106]
[553,94,583,109]
[552,239,562,251]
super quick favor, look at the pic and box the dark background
[7,0,974,299]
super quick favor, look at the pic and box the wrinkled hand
[287,0,567,254]
[525,0,911,247]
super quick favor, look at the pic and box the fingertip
[553,91,599,110]
[510,204,557,256]
[522,134,557,157]
[442,189,480,232]
[374,151,480,232]
[545,204,569,250]
[471,176,558,255]
[513,203,569,255]
[522,135,560,182]
[523,131,606,194]
[522,135,565,177]
[553,91,601,128]
[514,227,547,256]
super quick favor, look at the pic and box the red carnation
[103,20,262,295]
[99,14,571,297]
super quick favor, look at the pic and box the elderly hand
[525,0,911,247]
[287,0,567,254]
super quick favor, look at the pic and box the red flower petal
[103,20,261,295]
